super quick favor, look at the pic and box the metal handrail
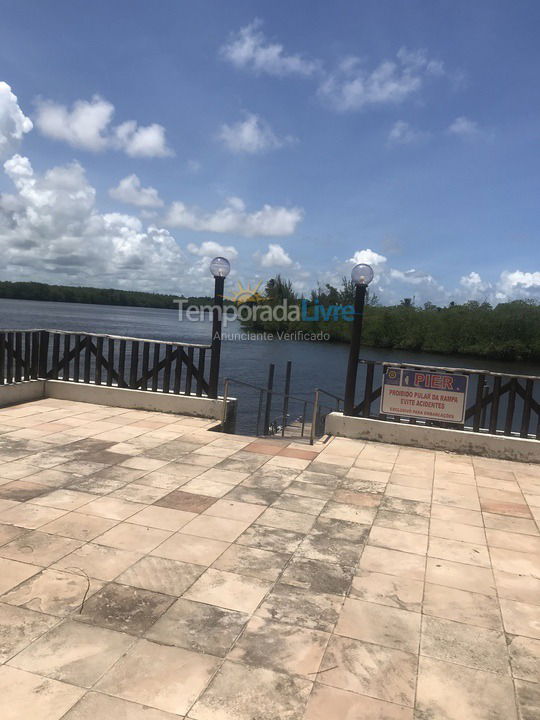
[310,387,344,445]
[221,377,338,439]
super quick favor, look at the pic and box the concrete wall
[0,380,45,408]
[0,379,235,422]
[326,412,540,463]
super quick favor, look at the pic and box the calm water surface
[1,298,538,433]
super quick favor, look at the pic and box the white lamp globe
[210,257,231,278]
[351,263,374,286]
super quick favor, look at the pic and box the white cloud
[35,95,172,157]
[218,113,291,154]
[259,243,293,267]
[220,20,318,76]
[387,120,423,145]
[318,47,443,112]
[187,240,238,260]
[348,248,387,268]
[165,196,303,237]
[499,270,540,299]
[109,174,163,208]
[448,116,480,137]
[0,154,190,293]
[0,82,33,158]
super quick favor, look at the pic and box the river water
[1,298,537,434]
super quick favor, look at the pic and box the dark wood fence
[352,359,540,439]
[0,329,212,397]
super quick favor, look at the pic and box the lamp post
[208,256,230,399]
[343,263,374,415]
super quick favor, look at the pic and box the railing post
[263,363,275,435]
[38,330,49,379]
[344,283,367,415]
[209,275,225,399]
[281,361,292,437]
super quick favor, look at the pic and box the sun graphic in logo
[225,280,266,304]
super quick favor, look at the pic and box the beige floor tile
[0,530,82,566]
[1,568,102,616]
[116,555,203,596]
[490,546,540,577]
[415,655,517,720]
[493,569,540,604]
[184,567,272,613]
[508,635,540,682]
[319,635,417,707]
[256,507,316,533]
[486,528,540,554]
[229,615,329,676]
[190,660,312,720]
[181,514,251,542]
[0,665,84,720]
[421,615,509,674]
[0,502,68,529]
[151,532,229,565]
[428,536,491,568]
[321,501,377,525]
[52,542,142,581]
[93,522,172,553]
[194,467,250,485]
[96,638,219,714]
[483,512,540,535]
[423,583,502,629]
[425,557,495,596]
[82,497,145,521]
[31,490,96,511]
[281,557,354,596]
[373,510,429,534]
[146,597,248,656]
[515,679,540,720]
[212,543,289,581]
[499,598,540,639]
[385,484,432,503]
[390,472,433,489]
[335,597,420,653]
[128,505,196,531]
[40,512,118,541]
[369,525,428,555]
[304,683,413,720]
[351,570,423,612]
[203,497,265,522]
[109,483,169,504]
[119,456,168,471]
[430,504,483,527]
[429,518,486,544]
[255,584,343,632]
[359,545,425,581]
[61,692,182,719]
[180,476,234,498]
[0,603,59,662]
[0,556,41,593]
[9,619,135,687]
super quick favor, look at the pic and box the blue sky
[0,0,539,303]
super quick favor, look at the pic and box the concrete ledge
[0,380,45,408]
[0,379,234,422]
[325,412,540,463]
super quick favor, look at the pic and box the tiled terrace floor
[0,398,539,720]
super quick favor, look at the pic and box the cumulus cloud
[109,174,163,208]
[165,196,303,237]
[259,243,293,267]
[34,94,172,157]
[318,48,444,112]
[218,113,292,154]
[0,82,33,158]
[187,240,238,260]
[0,154,189,292]
[448,116,480,138]
[499,270,540,299]
[348,248,387,268]
[221,20,318,76]
[387,120,424,145]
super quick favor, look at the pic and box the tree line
[241,276,540,361]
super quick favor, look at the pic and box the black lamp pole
[343,282,367,415]
[208,274,225,399]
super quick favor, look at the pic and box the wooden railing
[0,329,212,397]
[352,359,540,439]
